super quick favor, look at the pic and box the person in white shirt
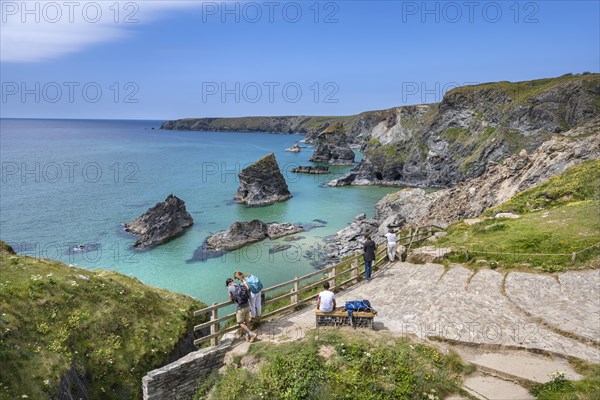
[385,227,398,261]
[316,282,336,313]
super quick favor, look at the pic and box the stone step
[452,346,581,385]
[462,374,534,400]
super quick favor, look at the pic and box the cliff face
[309,123,355,165]
[163,74,599,188]
[332,74,600,187]
[374,118,600,230]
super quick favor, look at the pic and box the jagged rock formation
[125,194,193,248]
[323,213,380,261]
[162,74,599,187]
[235,153,292,206]
[331,74,600,187]
[266,222,305,239]
[205,220,304,251]
[374,118,600,230]
[309,123,355,165]
[285,142,301,152]
[292,166,330,174]
[192,220,304,261]
[206,220,269,251]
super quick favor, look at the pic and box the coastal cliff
[331,74,600,187]
[162,74,599,188]
[309,123,355,165]
[374,119,600,230]
[0,241,206,400]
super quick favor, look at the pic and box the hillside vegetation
[0,243,206,400]
[196,330,469,400]
[434,160,600,271]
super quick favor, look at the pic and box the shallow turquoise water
[0,119,397,304]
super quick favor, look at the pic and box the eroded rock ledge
[125,194,193,249]
[235,153,292,206]
[191,220,304,261]
[309,123,355,165]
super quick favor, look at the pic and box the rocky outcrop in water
[285,142,301,152]
[292,166,330,174]
[309,123,355,165]
[124,194,193,249]
[192,220,304,261]
[374,118,600,229]
[235,153,292,206]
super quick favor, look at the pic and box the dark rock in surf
[124,194,193,249]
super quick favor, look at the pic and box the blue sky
[1,0,598,120]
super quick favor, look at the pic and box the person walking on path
[316,282,336,312]
[363,235,377,282]
[226,278,257,342]
[385,227,398,262]
[234,271,263,321]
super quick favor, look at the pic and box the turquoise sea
[0,119,397,304]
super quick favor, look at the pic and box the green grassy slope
[0,244,206,400]
[449,73,600,105]
[197,330,469,400]
[434,160,600,272]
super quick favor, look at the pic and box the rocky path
[230,262,600,399]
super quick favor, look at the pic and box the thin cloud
[0,1,203,63]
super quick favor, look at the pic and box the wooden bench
[315,307,376,329]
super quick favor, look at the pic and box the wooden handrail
[193,224,441,346]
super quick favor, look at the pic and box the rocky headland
[325,118,600,260]
[309,123,355,165]
[235,153,292,206]
[330,74,600,187]
[163,74,599,188]
[374,118,600,231]
[161,74,600,260]
[124,194,193,249]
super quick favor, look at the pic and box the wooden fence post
[291,277,299,304]
[210,303,219,347]
[572,252,577,262]
[351,260,358,284]
[329,267,336,290]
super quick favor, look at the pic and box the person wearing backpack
[226,278,257,342]
[234,271,263,321]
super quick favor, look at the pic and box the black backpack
[232,284,250,306]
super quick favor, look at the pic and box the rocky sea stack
[125,194,193,249]
[235,153,292,206]
[309,123,355,165]
[205,220,304,251]
[190,220,304,261]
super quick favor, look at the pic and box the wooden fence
[193,225,443,346]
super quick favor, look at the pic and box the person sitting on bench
[316,282,336,313]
